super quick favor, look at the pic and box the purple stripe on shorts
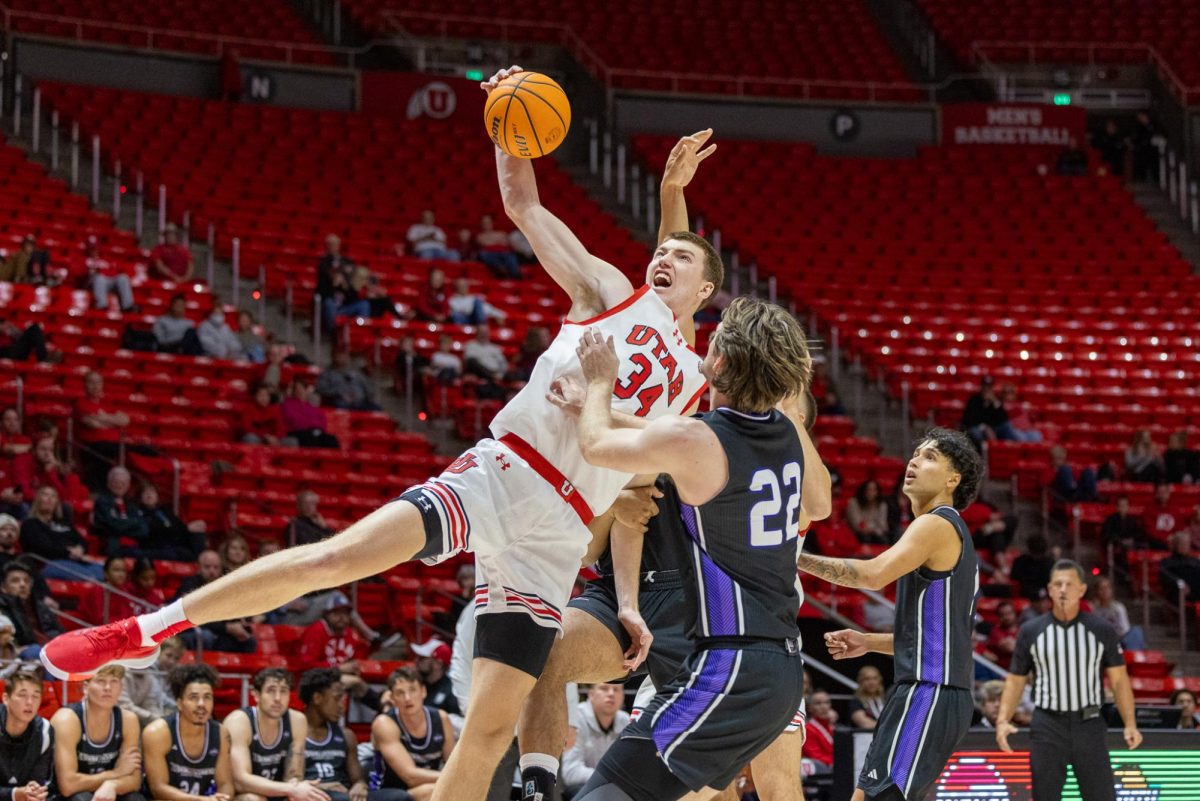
[680,505,738,636]
[891,682,936,793]
[652,648,737,755]
[921,579,946,683]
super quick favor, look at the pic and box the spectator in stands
[1146,482,1180,541]
[256,344,294,395]
[93,467,149,558]
[152,294,202,355]
[509,228,534,263]
[0,515,19,569]
[19,485,104,581]
[19,436,87,512]
[0,236,50,285]
[125,558,166,615]
[0,317,49,363]
[1091,575,1145,650]
[414,268,450,323]
[218,535,251,574]
[1054,137,1089,176]
[82,237,135,312]
[241,385,292,447]
[429,335,462,382]
[406,211,458,261]
[1092,118,1127,177]
[280,379,340,449]
[1048,445,1098,503]
[142,664,232,801]
[136,484,206,562]
[0,563,61,660]
[475,215,520,279]
[974,680,1004,729]
[1164,431,1198,485]
[78,557,137,625]
[286,491,335,547]
[1126,430,1165,484]
[1018,588,1052,625]
[317,239,370,334]
[983,601,1020,670]
[224,669,313,801]
[50,665,144,801]
[317,234,353,296]
[962,377,1011,445]
[562,683,628,796]
[410,638,461,717]
[849,666,886,730]
[1011,535,1056,599]
[127,656,178,720]
[0,408,30,460]
[299,668,400,801]
[463,325,509,383]
[448,276,506,325]
[1185,506,1200,553]
[1170,689,1199,730]
[1102,495,1155,572]
[0,613,18,664]
[962,497,1016,559]
[236,311,268,363]
[197,304,244,361]
[998,384,1042,442]
[174,549,255,654]
[150,224,194,283]
[846,479,889,544]
[371,666,455,797]
[316,350,379,412]
[508,326,549,384]
[802,690,836,776]
[1130,112,1161,183]
[1159,532,1200,599]
[298,592,366,674]
[75,371,131,489]
[819,389,847,417]
[0,668,53,797]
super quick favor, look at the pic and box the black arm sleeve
[1008,619,1039,676]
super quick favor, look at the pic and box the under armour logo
[495,454,511,471]
[867,769,878,780]
[416,496,433,510]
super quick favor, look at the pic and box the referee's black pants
[1030,709,1115,801]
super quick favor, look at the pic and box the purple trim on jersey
[891,682,936,792]
[651,648,736,754]
[920,579,946,683]
[680,504,738,636]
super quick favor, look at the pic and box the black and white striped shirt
[1009,611,1125,712]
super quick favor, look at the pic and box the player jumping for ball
[40,64,720,801]
[796,428,982,801]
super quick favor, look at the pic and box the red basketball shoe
[40,617,163,681]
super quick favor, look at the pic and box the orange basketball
[484,72,571,159]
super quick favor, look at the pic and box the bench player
[41,64,718,801]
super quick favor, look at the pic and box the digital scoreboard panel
[837,731,1200,801]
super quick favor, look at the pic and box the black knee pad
[474,611,558,678]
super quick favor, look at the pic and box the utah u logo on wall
[407,81,457,120]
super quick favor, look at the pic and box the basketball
[484,72,571,159]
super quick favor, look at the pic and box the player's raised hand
[995,720,1018,752]
[617,607,654,672]
[546,375,586,416]
[480,65,523,94]
[577,328,619,385]
[661,129,717,189]
[823,629,867,660]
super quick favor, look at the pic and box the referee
[996,559,1142,801]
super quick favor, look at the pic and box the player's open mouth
[905,470,916,481]
[652,270,673,288]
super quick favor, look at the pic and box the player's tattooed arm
[795,553,867,588]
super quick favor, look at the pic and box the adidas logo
[867,769,878,780]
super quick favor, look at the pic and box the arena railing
[0,5,364,67]
[20,552,166,627]
[379,9,938,104]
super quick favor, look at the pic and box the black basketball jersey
[594,475,690,585]
[164,714,221,796]
[376,707,445,789]
[677,408,804,642]
[304,722,349,785]
[892,506,980,690]
[245,706,293,782]
[67,701,122,774]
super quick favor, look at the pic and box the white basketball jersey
[490,285,706,517]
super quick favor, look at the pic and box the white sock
[136,600,190,647]
[519,752,560,774]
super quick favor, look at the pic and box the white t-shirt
[407,223,447,254]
